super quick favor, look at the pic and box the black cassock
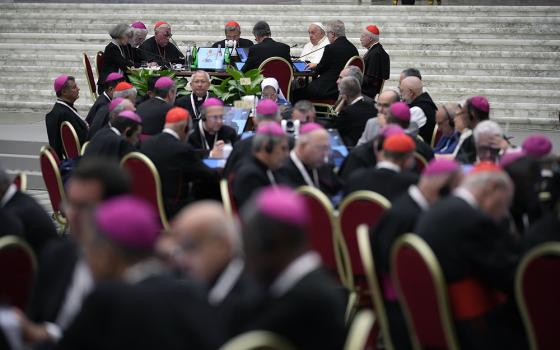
[138,36,184,66]
[136,97,173,135]
[212,38,254,49]
[338,140,377,181]
[83,128,135,161]
[45,100,88,159]
[232,155,277,208]
[140,132,219,219]
[98,42,134,92]
[187,123,238,156]
[87,104,109,140]
[343,167,418,201]
[241,37,291,73]
[334,98,377,147]
[85,92,110,125]
[175,93,212,120]
[362,43,390,99]
[277,154,343,197]
[410,92,437,145]
[456,134,477,164]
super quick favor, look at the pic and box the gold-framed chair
[13,171,27,192]
[345,55,365,73]
[344,309,376,350]
[220,178,237,219]
[515,242,560,350]
[95,51,104,80]
[357,224,396,350]
[430,124,442,149]
[413,152,428,173]
[60,121,82,159]
[219,330,295,350]
[82,52,98,103]
[80,141,90,156]
[39,145,67,226]
[391,233,460,350]
[0,235,37,310]
[120,152,169,230]
[258,56,294,102]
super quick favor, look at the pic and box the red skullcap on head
[54,75,69,94]
[471,161,502,174]
[155,77,174,89]
[366,25,380,35]
[470,96,490,113]
[154,21,170,31]
[522,134,552,158]
[115,82,134,91]
[225,21,240,28]
[255,186,309,227]
[95,195,161,250]
[383,134,416,153]
[423,158,460,176]
[165,107,190,124]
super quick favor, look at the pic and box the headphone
[441,105,455,129]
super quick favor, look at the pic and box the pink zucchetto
[470,96,490,113]
[54,75,69,93]
[423,158,460,176]
[256,99,278,116]
[108,97,125,112]
[154,76,175,89]
[94,195,162,250]
[255,186,309,227]
[131,21,147,30]
[380,124,405,138]
[105,72,124,83]
[299,122,323,135]
[256,122,285,137]
[500,150,527,167]
[201,97,224,108]
[117,110,142,124]
[522,134,552,158]
[389,102,410,122]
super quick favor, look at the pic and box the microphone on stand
[135,46,173,69]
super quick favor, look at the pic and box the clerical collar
[103,91,111,102]
[208,257,244,305]
[408,185,429,211]
[376,161,401,173]
[367,42,380,51]
[123,258,165,285]
[270,251,321,297]
[290,150,319,187]
[154,96,167,103]
[198,121,217,150]
[110,126,121,136]
[0,184,16,207]
[163,128,180,140]
[191,92,209,119]
[454,187,478,209]
[350,96,364,106]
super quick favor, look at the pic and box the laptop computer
[236,48,248,62]
[223,107,251,135]
[235,62,245,71]
[293,61,311,72]
[196,47,226,71]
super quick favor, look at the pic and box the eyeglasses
[376,102,391,109]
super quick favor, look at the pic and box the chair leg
[345,290,359,325]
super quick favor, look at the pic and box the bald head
[400,76,423,104]
[296,128,330,169]
[376,89,401,116]
[172,201,239,283]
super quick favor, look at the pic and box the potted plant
[127,68,188,96]
[209,67,263,105]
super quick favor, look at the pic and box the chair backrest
[39,145,66,225]
[120,152,169,230]
[80,141,90,156]
[95,51,104,79]
[0,236,36,310]
[82,52,98,102]
[344,309,376,350]
[13,171,27,192]
[345,56,365,73]
[516,242,560,350]
[258,56,294,101]
[338,191,391,281]
[220,178,238,218]
[413,152,428,173]
[60,121,82,159]
[391,233,459,350]
[357,224,396,350]
[297,186,351,287]
[219,330,295,350]
[431,124,442,149]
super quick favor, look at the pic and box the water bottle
[185,45,192,71]
[191,44,198,70]
[216,45,223,70]
[224,46,230,66]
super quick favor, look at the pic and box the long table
[174,70,314,78]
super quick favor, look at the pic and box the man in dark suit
[45,75,88,159]
[344,133,418,201]
[292,20,359,102]
[175,70,213,120]
[278,123,342,196]
[136,76,175,135]
[360,25,390,99]
[401,76,437,145]
[20,160,130,346]
[140,107,219,219]
[371,159,462,350]
[241,21,291,73]
[59,196,219,350]
[87,97,135,140]
[0,168,57,256]
[232,123,289,208]
[85,72,124,125]
[334,76,377,147]
[415,162,526,350]
[238,187,346,350]
[212,21,254,49]
[83,110,142,161]
[187,98,238,157]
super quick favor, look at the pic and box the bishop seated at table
[138,21,184,67]
[212,21,254,49]
[175,70,213,120]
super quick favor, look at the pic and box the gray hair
[113,86,137,99]
[401,68,422,80]
[294,100,316,114]
[252,21,271,38]
[343,66,363,85]
[109,23,131,39]
[473,120,503,143]
[461,170,513,194]
[191,70,211,82]
[326,20,345,37]
[338,76,362,99]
